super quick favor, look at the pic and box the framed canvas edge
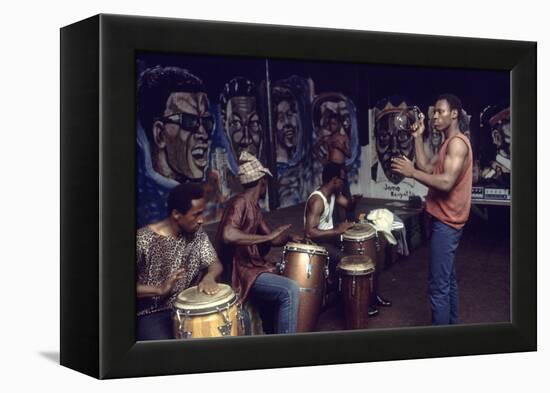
[87,14,537,379]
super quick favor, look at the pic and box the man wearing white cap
[216,152,301,334]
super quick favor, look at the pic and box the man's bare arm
[412,138,468,192]
[414,136,437,174]
[305,196,353,241]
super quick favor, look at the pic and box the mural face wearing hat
[221,78,262,162]
[489,108,511,158]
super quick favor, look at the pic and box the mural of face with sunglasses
[155,92,213,181]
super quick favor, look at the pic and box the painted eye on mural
[397,130,411,144]
[248,119,261,132]
[378,131,391,147]
[230,119,243,130]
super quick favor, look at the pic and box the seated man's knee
[287,279,300,302]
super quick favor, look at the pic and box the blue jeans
[137,309,173,341]
[429,219,463,325]
[249,272,300,334]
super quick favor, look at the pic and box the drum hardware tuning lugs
[175,309,192,339]
[236,294,245,331]
[277,249,287,274]
[216,305,233,336]
[306,251,313,279]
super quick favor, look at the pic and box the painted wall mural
[136,54,511,228]
[361,96,428,200]
[474,104,511,201]
[137,66,215,227]
[271,76,313,208]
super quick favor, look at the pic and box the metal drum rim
[173,296,237,316]
[284,243,328,256]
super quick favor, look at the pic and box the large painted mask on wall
[373,97,416,184]
[220,77,263,161]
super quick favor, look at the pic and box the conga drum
[337,255,376,329]
[278,242,329,332]
[341,223,380,264]
[172,283,244,339]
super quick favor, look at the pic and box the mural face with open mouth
[163,92,212,181]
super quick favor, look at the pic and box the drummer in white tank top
[303,163,360,246]
[304,191,335,230]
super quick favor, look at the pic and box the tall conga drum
[341,223,380,264]
[172,283,244,339]
[278,242,329,332]
[337,255,375,329]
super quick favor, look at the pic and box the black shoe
[368,306,379,317]
[374,294,392,307]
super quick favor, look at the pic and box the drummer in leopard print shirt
[136,183,223,341]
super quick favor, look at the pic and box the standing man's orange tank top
[425,133,473,230]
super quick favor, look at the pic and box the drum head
[174,283,236,313]
[342,223,377,241]
[337,255,375,275]
[284,242,328,256]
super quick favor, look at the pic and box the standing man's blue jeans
[429,219,463,325]
[249,272,300,334]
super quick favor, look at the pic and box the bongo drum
[172,283,244,339]
[278,242,329,332]
[341,223,380,264]
[337,255,376,329]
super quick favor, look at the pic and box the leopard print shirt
[136,226,216,316]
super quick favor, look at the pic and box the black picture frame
[60,13,536,379]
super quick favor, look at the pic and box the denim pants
[429,219,463,325]
[249,272,300,334]
[137,309,173,341]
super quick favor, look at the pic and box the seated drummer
[304,163,382,316]
[136,183,223,341]
[216,152,301,334]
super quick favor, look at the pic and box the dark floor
[204,200,510,332]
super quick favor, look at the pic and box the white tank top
[304,190,335,230]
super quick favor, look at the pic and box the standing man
[216,152,301,334]
[392,94,473,325]
[136,183,223,340]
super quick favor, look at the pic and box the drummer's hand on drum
[160,268,186,296]
[337,220,355,234]
[198,276,220,295]
[290,234,304,243]
[270,224,292,241]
